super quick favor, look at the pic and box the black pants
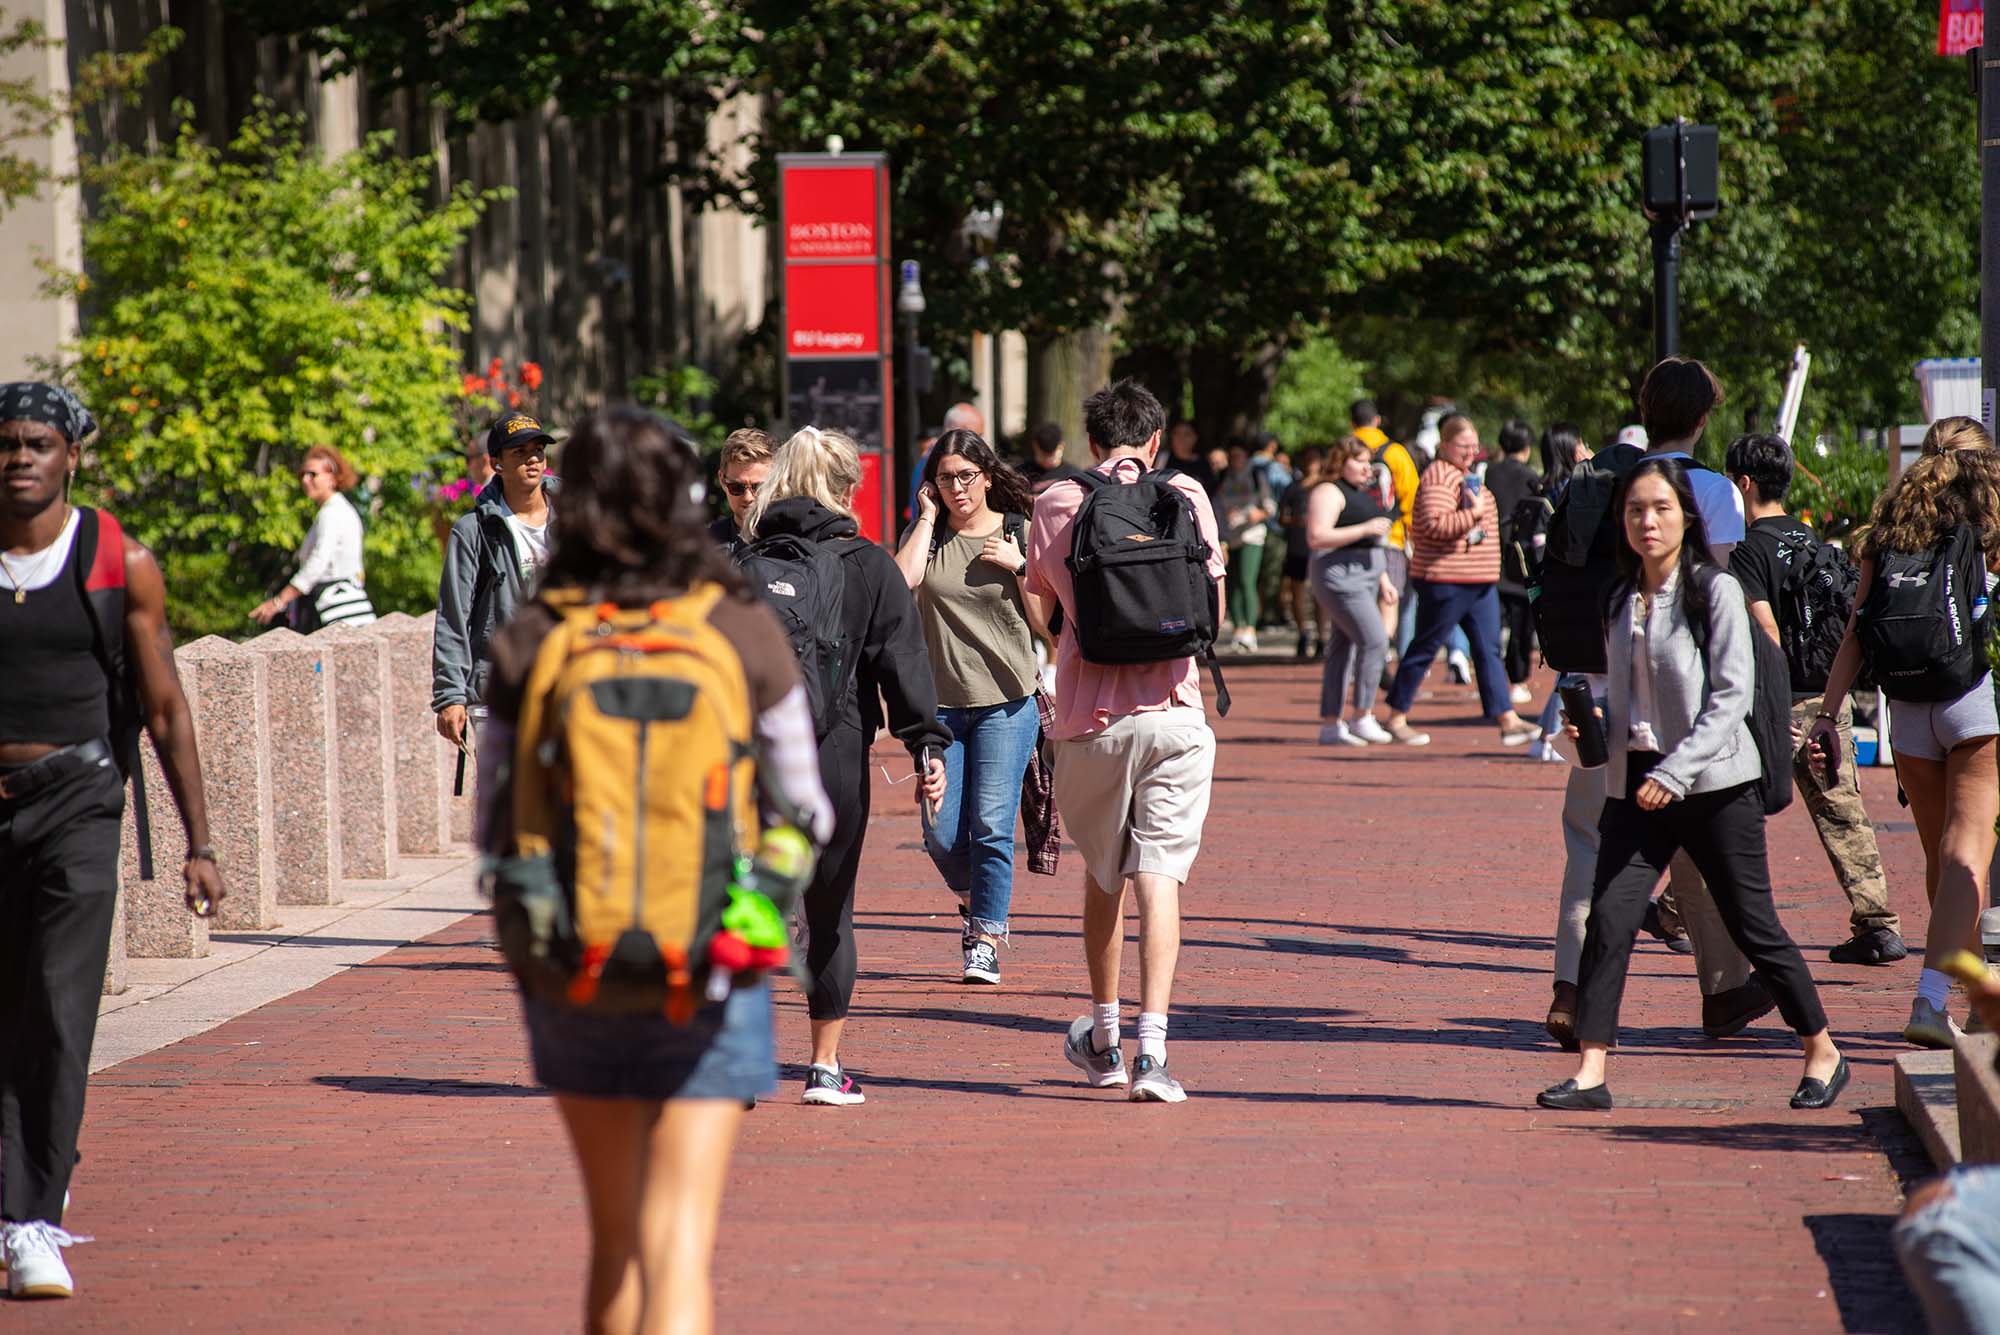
[1575,755,1827,1047]
[0,762,123,1225]
[803,726,870,1022]
[1500,591,1535,685]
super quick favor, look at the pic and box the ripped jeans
[923,697,1040,941]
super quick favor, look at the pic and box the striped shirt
[1408,460,1501,585]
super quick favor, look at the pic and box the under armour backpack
[1773,533,1859,695]
[1855,523,1989,703]
[1066,467,1231,714]
[735,531,855,739]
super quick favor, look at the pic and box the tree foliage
[53,112,492,637]
[0,20,179,216]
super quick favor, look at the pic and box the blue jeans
[1396,584,1471,661]
[1896,1165,2000,1335]
[924,696,1040,938]
[1386,579,1510,720]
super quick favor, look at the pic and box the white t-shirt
[289,492,365,592]
[503,508,551,586]
[3,509,81,593]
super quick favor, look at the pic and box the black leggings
[803,729,871,1021]
[1500,592,1535,685]
[1575,754,1827,1047]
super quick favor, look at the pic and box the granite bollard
[175,635,278,929]
[373,611,454,855]
[246,627,344,904]
[316,623,398,879]
[102,887,127,995]
[118,729,207,958]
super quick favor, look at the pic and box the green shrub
[47,110,493,638]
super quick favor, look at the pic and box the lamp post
[1640,121,1720,363]
[896,259,927,509]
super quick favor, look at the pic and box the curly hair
[1854,415,2000,563]
[922,428,1034,518]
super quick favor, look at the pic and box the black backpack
[1529,443,1646,673]
[1502,493,1555,589]
[735,531,860,739]
[1685,568,1795,818]
[1855,523,1989,703]
[1066,467,1231,715]
[1772,532,1859,694]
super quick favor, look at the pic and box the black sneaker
[801,1064,865,1106]
[1828,926,1909,965]
[962,939,1001,985]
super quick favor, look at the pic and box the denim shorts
[1889,674,1999,761]
[523,980,777,1101]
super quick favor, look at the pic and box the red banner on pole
[1941,0,1983,56]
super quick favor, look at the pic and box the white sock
[1092,1002,1121,1053]
[1137,1011,1168,1063]
[1917,968,1951,1010]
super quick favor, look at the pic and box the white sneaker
[1350,716,1394,745]
[1511,683,1534,706]
[1239,629,1261,654]
[4,1221,86,1299]
[1128,1054,1187,1103]
[1318,721,1369,748]
[1447,649,1472,684]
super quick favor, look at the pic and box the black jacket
[1485,457,1542,597]
[753,497,949,762]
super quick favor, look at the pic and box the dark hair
[1028,421,1064,457]
[1083,378,1166,451]
[924,428,1034,518]
[303,444,358,492]
[1609,456,1716,631]
[1724,432,1793,506]
[1539,422,1584,483]
[1498,420,1534,458]
[1638,356,1725,444]
[1349,398,1379,428]
[539,405,746,603]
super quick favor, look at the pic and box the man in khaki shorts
[1025,379,1225,1103]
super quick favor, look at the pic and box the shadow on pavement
[1579,1118,1884,1154]
[1804,1212,1920,1334]
[313,1075,541,1097]
[351,959,510,972]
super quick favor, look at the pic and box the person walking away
[1278,448,1328,658]
[1026,379,1226,1103]
[1383,415,1539,747]
[893,430,1052,985]
[1218,440,1276,652]
[433,412,560,763]
[250,444,375,631]
[707,427,773,557]
[1307,437,1403,747]
[1724,431,1904,964]
[1807,415,2000,1048]
[477,407,835,1335]
[1022,421,1085,496]
[742,426,950,1104]
[1486,420,1542,704]
[1538,457,1847,1112]
[0,382,228,1299]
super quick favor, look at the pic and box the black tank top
[0,525,112,746]
[1320,480,1390,567]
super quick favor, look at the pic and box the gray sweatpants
[1312,551,1388,718]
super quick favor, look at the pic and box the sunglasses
[722,480,759,497]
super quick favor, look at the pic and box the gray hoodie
[431,474,560,712]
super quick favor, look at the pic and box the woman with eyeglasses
[894,429,1053,986]
[251,444,375,629]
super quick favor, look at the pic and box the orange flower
[507,390,521,408]
[463,374,488,395]
[520,362,543,390]
[487,357,504,380]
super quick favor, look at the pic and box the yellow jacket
[1355,424,1419,550]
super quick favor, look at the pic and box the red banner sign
[1941,0,1983,56]
[784,264,880,357]
[784,165,881,260]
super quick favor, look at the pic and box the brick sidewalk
[17,664,1931,1332]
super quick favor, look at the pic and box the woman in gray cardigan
[1538,458,1847,1112]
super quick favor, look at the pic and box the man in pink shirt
[1025,379,1225,1104]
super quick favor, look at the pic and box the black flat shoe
[1790,1055,1850,1110]
[1536,1078,1612,1110]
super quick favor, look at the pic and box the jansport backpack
[489,588,780,1020]
[1688,569,1795,817]
[1067,467,1231,715]
[735,529,859,739]
[1773,533,1859,694]
[1529,443,1646,673]
[1855,523,1989,703]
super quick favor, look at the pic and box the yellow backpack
[491,585,757,1021]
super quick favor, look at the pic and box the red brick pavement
[17,664,1934,1332]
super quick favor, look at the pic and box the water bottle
[1558,674,1607,769]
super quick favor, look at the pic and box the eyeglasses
[937,469,986,492]
[722,480,758,497]
[300,468,330,481]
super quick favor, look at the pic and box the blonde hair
[743,426,863,540]
[1855,415,2000,562]
[720,427,774,470]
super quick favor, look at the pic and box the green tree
[0,20,179,216]
[52,111,492,637]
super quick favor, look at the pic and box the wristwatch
[187,845,217,863]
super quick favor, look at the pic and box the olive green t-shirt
[917,520,1039,708]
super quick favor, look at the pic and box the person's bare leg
[1800,1028,1842,1085]
[1570,1040,1609,1089]
[1082,871,1127,1004]
[1898,754,1950,909]
[809,1018,844,1070]
[633,1100,746,1335]
[1930,738,1998,968]
[1130,872,1183,1017]
[556,1094,654,1335]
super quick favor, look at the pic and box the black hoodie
[753,496,949,761]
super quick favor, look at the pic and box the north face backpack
[1855,523,1989,703]
[735,530,857,740]
[1529,443,1646,673]
[1688,569,1795,818]
[1773,533,1859,694]
[488,587,775,1020]
[1066,467,1231,715]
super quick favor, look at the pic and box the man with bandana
[0,382,227,1299]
